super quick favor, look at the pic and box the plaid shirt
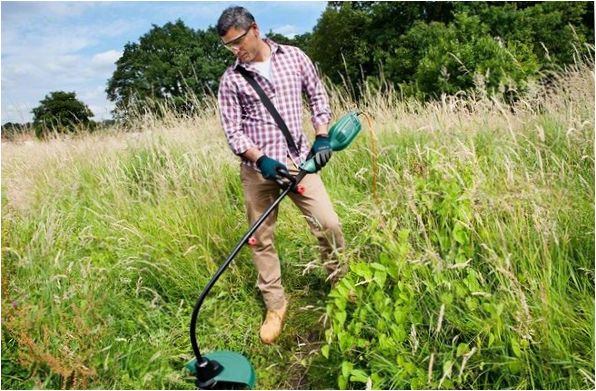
[217,39,331,169]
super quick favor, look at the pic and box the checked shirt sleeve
[297,48,332,129]
[217,76,255,156]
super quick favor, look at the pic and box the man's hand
[256,155,288,181]
[310,134,332,170]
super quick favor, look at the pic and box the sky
[0,1,328,124]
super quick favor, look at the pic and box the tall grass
[1,58,594,389]
[323,59,595,389]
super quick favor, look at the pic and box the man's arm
[314,123,329,137]
[242,147,264,162]
[218,76,256,157]
[297,48,332,133]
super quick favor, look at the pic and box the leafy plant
[322,135,594,389]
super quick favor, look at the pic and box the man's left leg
[287,163,346,282]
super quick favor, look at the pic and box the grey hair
[216,6,255,36]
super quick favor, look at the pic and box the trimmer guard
[186,351,256,389]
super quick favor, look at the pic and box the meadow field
[2,59,594,389]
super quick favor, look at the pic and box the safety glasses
[222,24,254,51]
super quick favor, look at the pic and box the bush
[402,13,540,100]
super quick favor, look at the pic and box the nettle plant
[323,152,523,389]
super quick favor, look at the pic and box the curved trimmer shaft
[189,170,307,387]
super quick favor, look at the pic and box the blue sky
[1,1,327,124]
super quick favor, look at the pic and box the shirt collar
[234,38,283,70]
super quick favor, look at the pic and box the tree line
[8,1,593,138]
[298,1,593,99]
[1,91,113,140]
[106,1,593,114]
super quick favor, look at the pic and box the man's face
[221,24,260,63]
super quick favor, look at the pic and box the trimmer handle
[274,167,307,194]
[300,111,362,173]
[274,167,294,188]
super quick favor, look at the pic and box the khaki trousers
[240,160,345,310]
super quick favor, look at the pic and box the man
[216,6,345,344]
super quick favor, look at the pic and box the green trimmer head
[186,351,256,389]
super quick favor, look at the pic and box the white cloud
[92,50,122,65]
[2,44,121,122]
[91,50,122,74]
[1,103,34,124]
[80,86,115,120]
[1,7,131,123]
[1,2,96,24]
[272,24,300,39]
[141,2,229,22]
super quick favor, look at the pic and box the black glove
[256,155,288,181]
[310,134,332,169]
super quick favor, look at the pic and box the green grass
[2,62,594,389]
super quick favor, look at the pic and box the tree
[265,31,312,53]
[412,13,540,99]
[290,32,313,52]
[455,2,592,67]
[1,122,32,141]
[308,2,457,93]
[31,91,94,138]
[307,1,591,101]
[265,31,295,46]
[308,2,373,89]
[106,20,230,119]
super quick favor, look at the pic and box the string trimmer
[186,111,363,389]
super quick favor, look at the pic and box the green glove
[310,135,332,169]
[256,155,288,181]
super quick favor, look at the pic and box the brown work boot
[259,300,287,344]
